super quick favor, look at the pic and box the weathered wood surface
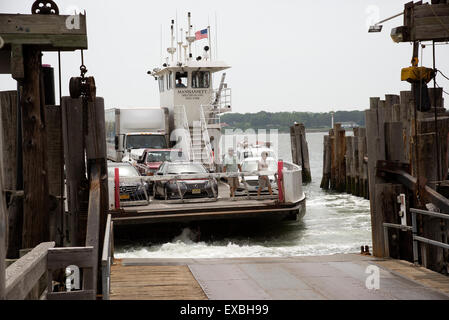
[61,97,88,246]
[110,261,207,300]
[21,47,50,249]
[0,92,7,299]
[320,135,331,189]
[321,125,368,198]
[47,247,94,270]
[0,91,22,258]
[0,14,88,51]
[366,97,384,257]
[5,242,54,300]
[47,290,95,300]
[290,123,311,183]
[45,106,63,247]
[83,164,101,298]
[86,97,109,294]
[113,255,449,300]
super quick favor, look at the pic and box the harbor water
[115,132,372,258]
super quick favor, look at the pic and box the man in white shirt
[223,148,242,199]
[257,151,273,198]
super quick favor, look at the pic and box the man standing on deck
[223,147,241,199]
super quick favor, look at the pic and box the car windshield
[166,163,207,175]
[108,165,140,177]
[146,150,184,163]
[126,135,167,150]
[241,160,277,172]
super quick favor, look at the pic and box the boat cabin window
[158,75,164,92]
[175,72,188,88]
[191,71,210,88]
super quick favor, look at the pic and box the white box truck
[105,107,170,162]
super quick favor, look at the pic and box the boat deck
[112,182,305,225]
[110,254,449,300]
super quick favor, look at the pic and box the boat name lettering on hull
[177,89,208,100]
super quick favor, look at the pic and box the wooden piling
[0,91,22,258]
[61,97,88,247]
[290,123,311,183]
[21,47,50,249]
[320,135,331,190]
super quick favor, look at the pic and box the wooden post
[21,47,50,249]
[45,106,63,247]
[298,124,311,183]
[290,123,311,183]
[330,129,336,190]
[86,97,108,295]
[336,126,346,192]
[61,97,88,247]
[0,93,10,300]
[357,127,368,199]
[366,97,387,257]
[345,136,352,194]
[320,135,331,190]
[0,91,22,258]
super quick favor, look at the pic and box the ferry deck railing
[112,170,284,207]
[382,208,449,266]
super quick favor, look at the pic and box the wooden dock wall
[290,123,311,183]
[366,88,449,274]
[320,124,369,199]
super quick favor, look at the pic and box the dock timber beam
[377,160,449,213]
[391,1,449,43]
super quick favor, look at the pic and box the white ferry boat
[111,13,306,226]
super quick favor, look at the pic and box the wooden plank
[47,247,94,270]
[5,242,54,300]
[86,98,107,160]
[83,163,101,297]
[47,290,95,300]
[366,97,385,257]
[86,97,109,294]
[0,91,22,259]
[110,263,207,300]
[336,127,346,192]
[0,14,87,35]
[0,34,88,51]
[320,135,331,190]
[61,97,88,247]
[10,44,24,80]
[45,106,63,247]
[0,90,6,298]
[298,124,311,183]
[385,122,405,162]
[21,47,50,249]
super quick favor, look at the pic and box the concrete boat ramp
[110,254,449,300]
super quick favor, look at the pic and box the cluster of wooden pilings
[320,124,369,199]
[366,88,449,274]
[290,123,311,183]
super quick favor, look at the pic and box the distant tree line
[220,110,365,132]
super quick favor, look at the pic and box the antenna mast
[167,20,176,63]
[186,12,196,61]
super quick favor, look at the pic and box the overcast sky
[1,0,449,113]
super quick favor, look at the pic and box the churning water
[115,132,372,258]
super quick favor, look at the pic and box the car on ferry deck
[134,148,185,176]
[154,161,218,200]
[107,162,150,204]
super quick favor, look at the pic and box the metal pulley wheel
[69,76,96,101]
[32,0,59,15]
[69,77,82,99]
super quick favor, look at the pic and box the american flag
[195,28,208,40]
